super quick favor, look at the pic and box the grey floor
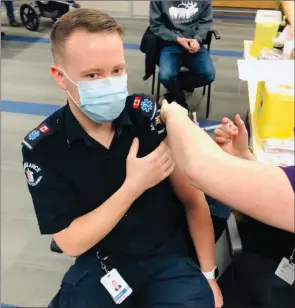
[1,11,254,307]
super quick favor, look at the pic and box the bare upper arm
[169,163,206,208]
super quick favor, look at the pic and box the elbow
[53,240,84,257]
[62,246,84,258]
[53,233,88,258]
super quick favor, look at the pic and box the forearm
[54,181,139,256]
[185,194,215,272]
[166,113,294,232]
[282,1,294,25]
[150,22,178,42]
[192,155,294,232]
[166,112,216,176]
[194,22,212,42]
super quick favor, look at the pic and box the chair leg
[203,86,206,96]
[156,72,161,102]
[206,84,212,119]
[151,72,155,95]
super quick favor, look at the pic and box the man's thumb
[128,138,139,158]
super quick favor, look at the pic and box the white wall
[133,1,149,17]
[77,1,150,18]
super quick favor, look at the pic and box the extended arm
[169,166,215,272]
[162,105,294,233]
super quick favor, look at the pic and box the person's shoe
[9,19,20,27]
[1,31,5,36]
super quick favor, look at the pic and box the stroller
[20,1,80,31]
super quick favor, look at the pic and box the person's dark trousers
[50,253,214,308]
[219,253,295,308]
[3,0,19,26]
[159,44,215,109]
[3,1,15,20]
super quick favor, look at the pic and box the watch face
[214,267,219,279]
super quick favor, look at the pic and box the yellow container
[256,82,294,139]
[251,10,282,57]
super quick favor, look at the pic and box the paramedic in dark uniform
[21,8,222,308]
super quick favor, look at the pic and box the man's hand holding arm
[24,140,174,257]
[54,139,174,256]
[169,163,223,307]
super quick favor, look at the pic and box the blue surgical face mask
[63,70,128,123]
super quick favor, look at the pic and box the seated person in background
[149,0,215,109]
[214,114,294,308]
[22,8,222,308]
[2,0,19,27]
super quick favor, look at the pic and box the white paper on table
[237,60,294,87]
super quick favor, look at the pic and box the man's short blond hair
[50,8,123,63]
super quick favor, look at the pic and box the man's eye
[88,73,97,79]
[113,68,123,74]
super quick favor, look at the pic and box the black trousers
[219,253,295,308]
[50,253,214,308]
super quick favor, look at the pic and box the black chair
[50,239,63,253]
[151,29,221,119]
[225,213,243,260]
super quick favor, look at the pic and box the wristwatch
[202,266,219,280]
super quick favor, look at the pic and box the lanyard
[289,248,295,265]
[97,250,110,274]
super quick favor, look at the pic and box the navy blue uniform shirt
[22,95,187,257]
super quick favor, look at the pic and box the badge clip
[97,251,110,275]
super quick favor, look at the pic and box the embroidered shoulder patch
[23,162,43,187]
[126,94,158,122]
[22,122,52,151]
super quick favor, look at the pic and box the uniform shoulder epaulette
[126,93,158,122]
[126,93,167,137]
[22,112,61,151]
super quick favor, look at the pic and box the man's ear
[50,65,67,90]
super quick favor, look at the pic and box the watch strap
[202,266,217,280]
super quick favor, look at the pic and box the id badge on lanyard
[275,249,295,285]
[97,251,133,305]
